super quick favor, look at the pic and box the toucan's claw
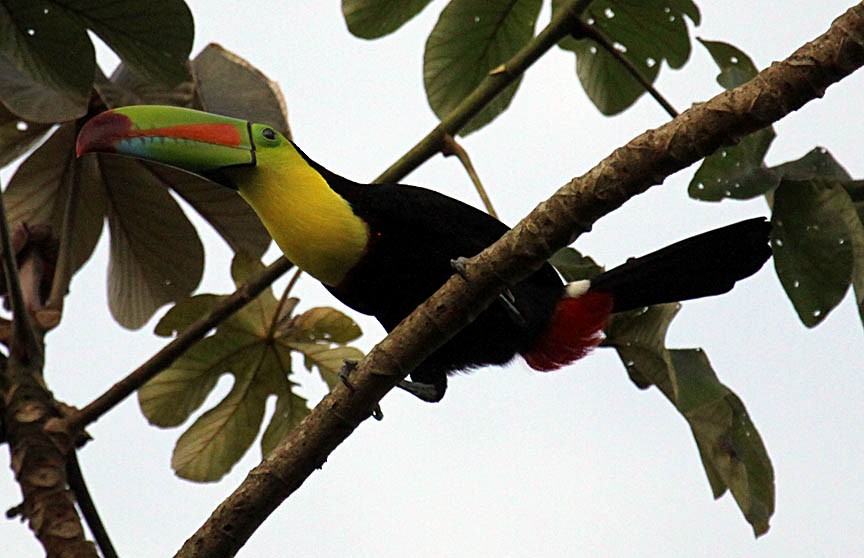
[498,288,527,327]
[450,257,527,326]
[339,359,358,392]
[340,359,384,421]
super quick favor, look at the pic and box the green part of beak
[76,106,255,173]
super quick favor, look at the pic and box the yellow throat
[228,145,369,286]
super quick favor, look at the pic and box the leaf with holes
[553,0,699,115]
[690,39,778,201]
[140,254,364,482]
[698,39,758,89]
[343,0,435,39]
[772,179,859,327]
[604,303,680,391]
[424,0,542,135]
[689,129,779,201]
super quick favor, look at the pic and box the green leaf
[772,147,852,181]
[698,39,758,89]
[0,0,192,106]
[605,307,774,536]
[142,256,364,481]
[194,44,291,137]
[141,163,271,258]
[171,344,282,482]
[4,124,105,274]
[0,0,95,97]
[58,0,193,86]
[771,179,857,327]
[100,155,205,329]
[100,61,195,109]
[343,0,435,39]
[605,303,680,391]
[261,386,309,456]
[0,53,87,123]
[0,102,51,168]
[549,247,604,282]
[670,349,774,537]
[153,294,224,337]
[689,40,778,202]
[424,0,542,135]
[285,307,363,344]
[689,128,779,201]
[554,0,699,115]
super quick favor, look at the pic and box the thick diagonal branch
[175,4,864,558]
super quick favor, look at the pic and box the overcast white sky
[2,1,864,557]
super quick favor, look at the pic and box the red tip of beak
[76,111,134,157]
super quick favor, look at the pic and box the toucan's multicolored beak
[76,106,256,174]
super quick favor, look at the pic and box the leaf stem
[574,20,679,118]
[267,266,303,340]
[66,451,118,558]
[441,134,498,218]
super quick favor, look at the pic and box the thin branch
[574,19,679,118]
[0,182,40,361]
[66,450,118,558]
[174,4,864,558]
[375,0,596,184]
[61,257,294,433]
[441,134,498,218]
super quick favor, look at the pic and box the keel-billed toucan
[76,106,771,402]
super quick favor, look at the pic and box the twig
[174,4,864,558]
[441,134,498,218]
[62,257,294,432]
[574,19,679,118]
[66,450,118,558]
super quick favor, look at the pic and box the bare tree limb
[174,4,864,558]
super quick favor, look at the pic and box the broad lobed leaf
[142,256,364,482]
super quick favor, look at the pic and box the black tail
[589,218,771,313]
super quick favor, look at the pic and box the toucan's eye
[262,127,277,140]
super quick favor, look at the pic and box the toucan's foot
[339,359,358,391]
[398,379,445,403]
[450,257,526,326]
[339,359,384,421]
[450,256,470,277]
